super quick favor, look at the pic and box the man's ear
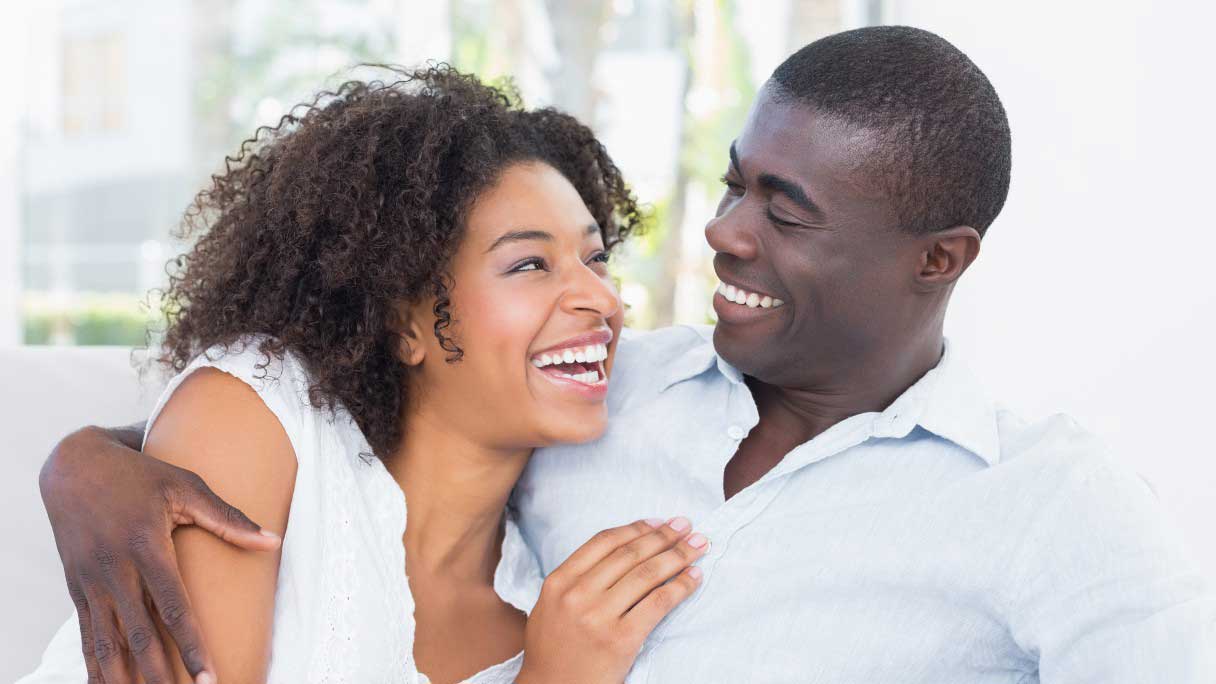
[394,302,429,367]
[916,225,981,290]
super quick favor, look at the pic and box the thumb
[168,469,281,551]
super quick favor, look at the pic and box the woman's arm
[40,425,281,683]
[135,368,297,683]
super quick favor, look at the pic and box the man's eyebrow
[486,223,601,252]
[728,141,742,174]
[758,173,824,220]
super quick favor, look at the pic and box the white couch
[0,345,161,682]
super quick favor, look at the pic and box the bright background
[0,0,1213,671]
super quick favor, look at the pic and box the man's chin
[712,321,767,379]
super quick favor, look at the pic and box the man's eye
[766,210,800,228]
[509,258,547,273]
[720,174,744,194]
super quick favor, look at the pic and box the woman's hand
[517,517,709,684]
[39,424,281,684]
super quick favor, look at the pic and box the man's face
[708,83,926,387]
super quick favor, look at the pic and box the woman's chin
[532,409,608,447]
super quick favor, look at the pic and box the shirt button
[727,425,745,440]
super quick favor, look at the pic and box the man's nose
[704,202,760,261]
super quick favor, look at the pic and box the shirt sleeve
[1007,444,1216,683]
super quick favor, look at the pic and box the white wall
[884,0,1216,577]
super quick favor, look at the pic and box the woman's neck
[386,406,532,585]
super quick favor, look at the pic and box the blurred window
[62,33,126,135]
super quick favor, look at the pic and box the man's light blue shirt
[513,325,1214,683]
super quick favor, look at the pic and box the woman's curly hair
[156,64,644,458]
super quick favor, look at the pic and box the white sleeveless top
[22,336,543,684]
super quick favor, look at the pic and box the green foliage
[22,294,152,346]
[683,0,756,194]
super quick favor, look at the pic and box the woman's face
[407,161,623,449]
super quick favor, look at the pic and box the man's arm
[40,415,282,682]
[1008,453,1216,682]
[104,421,146,451]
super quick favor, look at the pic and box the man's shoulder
[617,323,712,361]
[995,409,1117,475]
[607,324,715,410]
[992,409,1160,526]
[613,324,713,381]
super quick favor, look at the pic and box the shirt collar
[868,340,1002,467]
[659,328,745,391]
[660,333,1001,467]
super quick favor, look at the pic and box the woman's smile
[529,329,613,399]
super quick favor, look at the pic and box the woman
[22,65,708,684]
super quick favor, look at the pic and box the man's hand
[39,424,282,684]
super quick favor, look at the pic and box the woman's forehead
[464,162,599,247]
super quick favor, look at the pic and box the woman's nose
[564,264,620,319]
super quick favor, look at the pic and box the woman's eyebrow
[486,229,553,252]
[486,223,600,252]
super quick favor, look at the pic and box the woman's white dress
[21,336,543,684]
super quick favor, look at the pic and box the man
[35,26,1214,682]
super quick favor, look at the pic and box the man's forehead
[735,88,863,189]
[737,86,813,156]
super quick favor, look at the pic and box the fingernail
[643,518,664,528]
[686,532,709,549]
[667,516,691,533]
[196,671,216,684]
[259,528,281,540]
[688,566,703,580]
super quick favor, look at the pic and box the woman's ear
[394,302,429,367]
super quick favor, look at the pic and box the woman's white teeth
[559,370,601,384]
[716,282,784,309]
[531,343,609,368]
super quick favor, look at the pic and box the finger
[110,572,176,684]
[577,517,693,591]
[140,547,215,682]
[68,581,104,684]
[169,467,281,551]
[86,592,135,684]
[623,566,703,636]
[550,519,662,579]
[606,532,709,615]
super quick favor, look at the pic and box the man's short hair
[771,26,1012,237]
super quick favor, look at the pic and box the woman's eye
[509,257,547,273]
[589,251,610,265]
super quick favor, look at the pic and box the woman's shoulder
[147,335,326,451]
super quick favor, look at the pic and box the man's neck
[387,408,531,585]
[725,329,945,499]
[760,332,944,440]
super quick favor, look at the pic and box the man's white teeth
[716,282,784,309]
[531,343,609,368]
